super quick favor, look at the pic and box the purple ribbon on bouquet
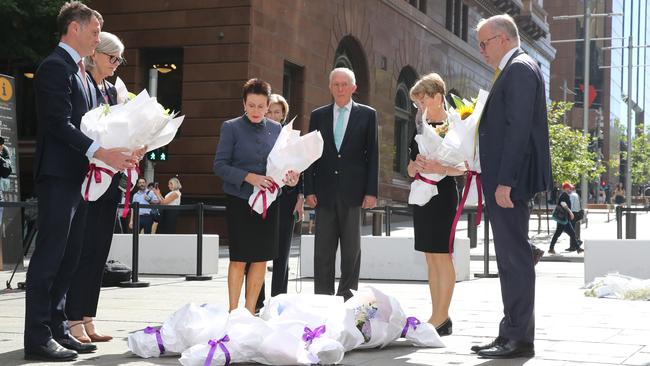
[204,335,231,366]
[302,325,326,344]
[143,326,165,355]
[401,317,421,338]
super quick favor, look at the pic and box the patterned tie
[334,106,346,151]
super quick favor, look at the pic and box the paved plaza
[1,211,649,365]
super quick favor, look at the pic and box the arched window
[394,67,418,176]
[333,36,369,104]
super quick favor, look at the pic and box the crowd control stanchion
[474,209,498,278]
[120,202,149,287]
[616,205,623,239]
[187,202,212,281]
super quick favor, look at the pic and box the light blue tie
[334,106,346,151]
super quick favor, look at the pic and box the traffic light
[146,146,169,162]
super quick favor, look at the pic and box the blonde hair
[84,31,125,72]
[268,94,289,122]
[409,73,446,101]
[169,177,182,191]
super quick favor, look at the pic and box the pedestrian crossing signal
[146,146,169,162]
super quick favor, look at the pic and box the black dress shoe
[25,339,78,362]
[566,246,578,252]
[435,318,453,336]
[470,336,507,353]
[477,339,534,359]
[55,335,97,354]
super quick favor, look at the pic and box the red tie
[78,60,88,89]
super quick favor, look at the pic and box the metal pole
[187,203,212,281]
[120,202,149,287]
[563,79,568,124]
[626,35,633,208]
[474,209,498,278]
[580,1,591,212]
[143,69,158,184]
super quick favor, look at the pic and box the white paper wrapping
[249,120,323,215]
[80,77,184,201]
[127,326,177,358]
[160,303,229,353]
[402,318,445,348]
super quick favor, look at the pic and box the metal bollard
[187,203,212,281]
[120,202,149,288]
[372,211,383,236]
[467,211,477,248]
[625,212,637,239]
[616,206,623,239]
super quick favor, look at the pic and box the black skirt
[226,194,279,262]
[411,176,458,253]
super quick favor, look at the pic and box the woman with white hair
[65,31,126,344]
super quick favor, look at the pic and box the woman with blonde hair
[153,177,182,233]
[408,72,465,336]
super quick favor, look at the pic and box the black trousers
[313,195,361,300]
[25,176,87,348]
[271,188,298,296]
[549,220,578,250]
[66,174,121,320]
[485,195,536,343]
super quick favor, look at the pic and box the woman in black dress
[214,79,299,314]
[408,73,465,336]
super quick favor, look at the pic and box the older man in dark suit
[25,1,135,361]
[305,67,378,300]
[471,14,552,359]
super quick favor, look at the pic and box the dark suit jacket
[304,101,379,207]
[478,49,552,201]
[34,46,98,186]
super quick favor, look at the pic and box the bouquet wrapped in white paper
[346,286,406,349]
[249,119,323,217]
[127,326,176,358]
[408,118,447,206]
[260,293,363,352]
[159,303,229,354]
[400,316,445,348]
[80,77,184,202]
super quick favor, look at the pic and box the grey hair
[476,14,520,47]
[169,177,182,191]
[84,32,125,72]
[329,67,356,86]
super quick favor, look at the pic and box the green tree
[0,0,74,68]
[547,101,604,185]
[630,127,650,185]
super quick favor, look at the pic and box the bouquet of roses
[80,77,184,209]
[249,118,323,218]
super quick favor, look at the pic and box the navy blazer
[304,101,379,207]
[34,46,99,185]
[478,49,552,201]
[213,115,282,200]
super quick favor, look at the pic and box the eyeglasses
[479,35,500,50]
[101,52,126,65]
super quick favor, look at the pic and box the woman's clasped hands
[245,170,299,191]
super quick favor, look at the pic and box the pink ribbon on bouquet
[121,166,141,218]
[83,163,115,201]
[414,173,439,186]
[251,181,279,219]
[448,171,483,255]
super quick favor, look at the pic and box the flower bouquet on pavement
[249,118,324,218]
[80,77,184,211]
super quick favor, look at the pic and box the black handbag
[552,205,568,224]
[102,260,132,287]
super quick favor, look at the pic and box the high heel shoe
[84,319,113,342]
[435,318,453,336]
[68,320,92,343]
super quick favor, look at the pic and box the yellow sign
[0,77,13,102]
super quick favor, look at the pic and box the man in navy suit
[471,14,552,359]
[305,68,378,300]
[25,1,135,361]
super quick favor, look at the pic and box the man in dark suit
[305,68,378,300]
[471,14,552,359]
[25,2,135,361]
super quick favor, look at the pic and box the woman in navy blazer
[214,79,299,314]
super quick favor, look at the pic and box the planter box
[299,235,470,282]
[108,234,219,275]
[584,239,650,284]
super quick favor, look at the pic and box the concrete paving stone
[623,350,650,366]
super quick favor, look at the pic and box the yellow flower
[457,104,474,120]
